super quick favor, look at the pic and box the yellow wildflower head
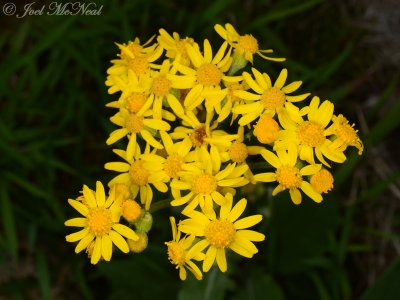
[65,181,139,264]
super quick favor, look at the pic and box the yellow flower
[223,126,263,184]
[157,29,199,67]
[65,181,138,264]
[178,194,265,273]
[214,23,285,63]
[145,59,186,119]
[232,68,309,126]
[170,110,238,163]
[216,80,249,123]
[160,131,193,181]
[275,96,347,166]
[165,217,205,280]
[104,145,168,210]
[254,143,323,204]
[171,39,241,112]
[106,38,163,94]
[106,95,171,153]
[253,113,281,145]
[325,114,364,155]
[310,168,334,194]
[170,150,249,216]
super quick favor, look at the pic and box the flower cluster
[65,23,363,280]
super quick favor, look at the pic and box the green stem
[149,198,171,213]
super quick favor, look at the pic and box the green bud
[134,211,153,233]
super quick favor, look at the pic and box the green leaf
[248,0,324,29]
[267,193,339,274]
[361,258,400,300]
[0,185,18,261]
[36,250,52,300]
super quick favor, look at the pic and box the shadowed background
[1,0,399,299]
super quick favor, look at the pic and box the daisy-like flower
[65,181,139,264]
[170,110,238,163]
[106,70,150,113]
[223,126,263,184]
[144,59,186,120]
[160,131,193,181]
[106,94,171,153]
[170,150,249,216]
[165,217,205,280]
[106,49,163,96]
[178,194,265,272]
[157,29,199,67]
[232,68,309,126]
[105,36,159,94]
[253,143,323,204]
[325,114,364,155]
[215,80,249,123]
[275,96,347,166]
[104,144,168,210]
[214,23,285,64]
[171,39,240,112]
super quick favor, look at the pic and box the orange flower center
[297,121,325,147]
[238,34,259,54]
[197,64,222,86]
[125,113,144,133]
[192,174,217,195]
[204,220,236,248]
[125,92,147,113]
[165,153,183,178]
[229,141,248,163]
[190,125,208,147]
[129,161,150,186]
[261,87,285,110]
[166,241,186,266]
[128,56,149,75]
[86,208,113,236]
[276,165,302,189]
[152,75,171,97]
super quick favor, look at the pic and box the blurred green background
[1,0,400,299]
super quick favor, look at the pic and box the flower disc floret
[129,161,150,186]
[190,125,208,147]
[276,166,302,189]
[197,64,223,86]
[238,34,259,54]
[297,121,325,147]
[125,92,147,113]
[152,75,171,97]
[125,114,144,133]
[229,141,248,163]
[192,174,217,194]
[204,220,236,248]
[86,208,113,236]
[165,154,183,178]
[166,241,187,265]
[261,87,286,110]
[128,56,149,75]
